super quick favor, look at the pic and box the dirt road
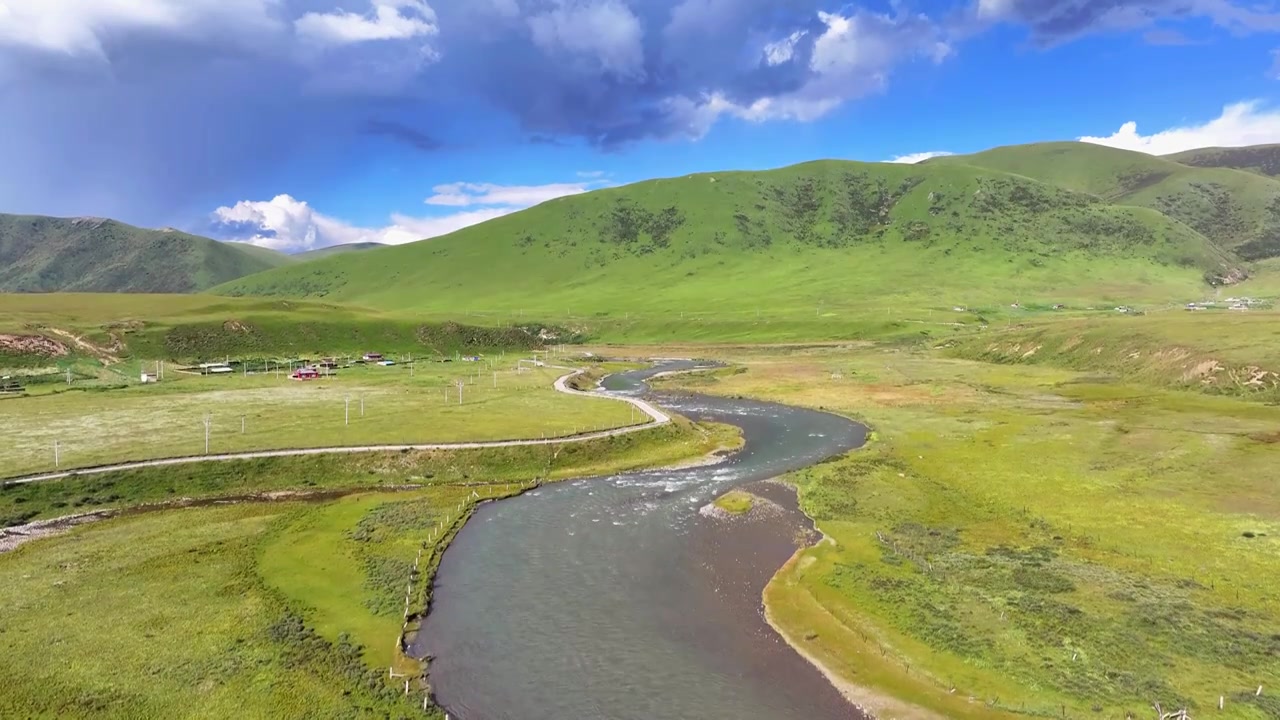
[3,367,670,486]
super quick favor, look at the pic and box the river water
[413,361,870,720]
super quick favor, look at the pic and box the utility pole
[241,416,246,434]
[53,440,59,468]
[456,380,464,405]
[360,396,365,417]
[345,396,350,426]
[493,371,497,388]
[203,414,211,455]
[66,367,71,386]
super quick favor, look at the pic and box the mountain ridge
[212,152,1242,316]
[0,213,293,293]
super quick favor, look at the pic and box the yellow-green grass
[0,502,434,719]
[1,364,639,477]
[258,489,473,673]
[0,417,730,528]
[950,309,1280,399]
[658,345,1280,719]
[0,416,731,718]
[713,489,755,515]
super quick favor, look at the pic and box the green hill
[224,242,298,266]
[295,242,386,261]
[214,158,1238,322]
[932,142,1280,261]
[0,214,292,293]
[1165,144,1280,178]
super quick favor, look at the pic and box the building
[199,362,233,375]
[140,372,158,383]
[362,352,383,361]
[291,367,321,380]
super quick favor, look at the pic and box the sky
[2,0,1280,252]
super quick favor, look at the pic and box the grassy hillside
[1166,144,1280,178]
[225,241,297,266]
[0,294,576,370]
[295,241,386,260]
[214,159,1237,320]
[0,214,292,293]
[934,142,1280,262]
[669,344,1280,719]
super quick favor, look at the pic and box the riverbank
[653,343,1280,719]
[0,411,731,719]
[414,364,870,720]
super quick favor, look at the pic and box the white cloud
[763,30,806,66]
[0,0,278,57]
[1079,100,1280,155]
[212,194,516,252]
[527,0,645,78]
[424,181,595,207]
[668,9,949,134]
[213,177,599,252]
[296,0,438,46]
[886,150,955,164]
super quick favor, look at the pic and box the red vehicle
[291,367,321,380]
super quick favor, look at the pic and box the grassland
[713,489,756,515]
[0,213,291,293]
[648,323,1280,720]
[212,154,1237,322]
[0,293,571,370]
[1166,145,1280,178]
[935,142,1280,262]
[0,416,731,718]
[0,362,640,477]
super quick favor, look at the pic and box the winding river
[414,361,870,720]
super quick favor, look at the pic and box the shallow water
[414,362,869,720]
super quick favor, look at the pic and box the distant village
[178,350,486,382]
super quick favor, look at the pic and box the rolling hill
[932,142,1280,261]
[0,214,293,293]
[213,157,1240,319]
[1165,144,1280,178]
[295,242,386,261]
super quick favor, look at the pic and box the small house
[362,352,383,362]
[140,372,158,383]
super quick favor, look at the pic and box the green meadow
[0,362,638,477]
[0,419,731,718]
[651,322,1280,720]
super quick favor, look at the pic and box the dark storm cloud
[424,0,946,146]
[976,0,1280,45]
[364,119,445,151]
[4,0,1275,225]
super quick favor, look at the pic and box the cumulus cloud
[763,31,807,66]
[211,194,514,252]
[424,181,596,207]
[886,151,955,164]
[0,0,280,58]
[295,0,438,46]
[213,178,597,252]
[651,8,951,138]
[5,0,1273,229]
[973,0,1280,44]
[527,0,645,78]
[1079,101,1280,155]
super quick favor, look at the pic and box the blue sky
[2,0,1280,252]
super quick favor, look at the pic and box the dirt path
[2,367,671,486]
